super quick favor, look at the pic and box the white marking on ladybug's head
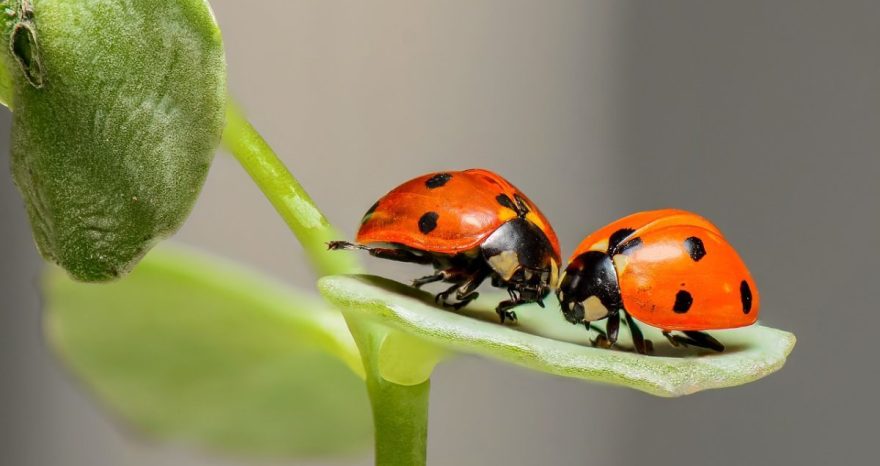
[583,296,610,321]
[487,250,520,281]
[549,258,560,289]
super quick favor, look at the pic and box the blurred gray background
[2,1,878,465]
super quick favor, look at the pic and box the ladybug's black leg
[606,311,620,346]
[327,241,433,265]
[662,331,725,353]
[585,322,605,334]
[494,281,551,323]
[412,271,446,289]
[435,281,461,305]
[592,312,620,349]
[449,291,480,310]
[495,298,520,324]
[623,311,652,355]
[435,269,489,310]
[497,278,552,323]
[496,284,534,323]
[682,331,724,352]
[450,270,489,310]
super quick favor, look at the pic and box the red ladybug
[329,169,561,322]
[556,209,759,354]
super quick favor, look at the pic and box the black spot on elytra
[425,173,452,188]
[673,290,693,313]
[684,236,707,262]
[608,228,635,253]
[496,194,517,211]
[740,280,753,314]
[418,211,439,234]
[361,201,379,223]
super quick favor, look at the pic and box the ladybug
[329,169,561,322]
[556,209,759,354]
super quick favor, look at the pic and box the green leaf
[45,246,372,457]
[318,275,796,397]
[7,0,226,281]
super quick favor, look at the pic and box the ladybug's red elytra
[557,209,759,354]
[329,169,561,322]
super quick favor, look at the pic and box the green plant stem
[222,100,429,466]
[221,102,361,277]
[349,322,430,466]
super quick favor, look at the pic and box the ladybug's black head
[556,251,623,324]
[480,218,560,300]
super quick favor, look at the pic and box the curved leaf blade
[319,275,796,397]
[46,246,371,457]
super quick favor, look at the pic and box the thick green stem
[349,322,430,466]
[221,102,361,277]
[368,373,430,465]
[222,101,430,466]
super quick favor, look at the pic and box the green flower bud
[3,0,226,281]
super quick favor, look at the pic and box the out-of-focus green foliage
[45,246,371,457]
